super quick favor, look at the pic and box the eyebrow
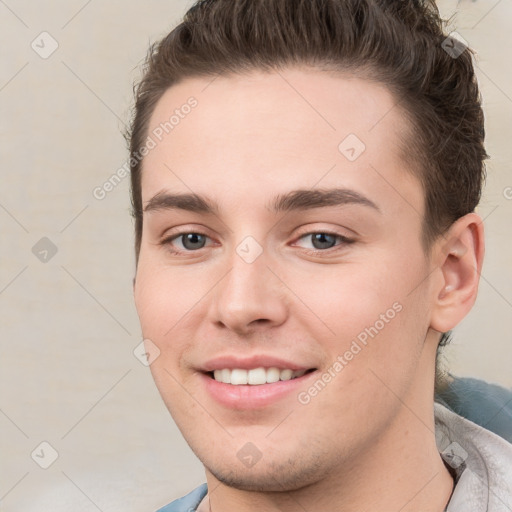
[143,188,381,215]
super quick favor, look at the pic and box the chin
[200,449,331,492]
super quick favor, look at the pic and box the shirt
[435,375,512,444]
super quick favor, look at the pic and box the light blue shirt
[156,483,207,512]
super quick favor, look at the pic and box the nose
[210,246,288,335]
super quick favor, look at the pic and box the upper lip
[199,355,315,372]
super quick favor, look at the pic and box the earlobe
[430,213,485,333]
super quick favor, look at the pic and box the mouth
[198,355,319,408]
[207,367,317,385]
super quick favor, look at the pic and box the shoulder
[436,375,512,443]
[155,483,208,512]
[435,403,512,511]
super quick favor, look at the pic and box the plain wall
[1,1,510,510]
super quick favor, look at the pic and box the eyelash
[160,229,355,256]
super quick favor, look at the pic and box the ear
[429,213,485,333]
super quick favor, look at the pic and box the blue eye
[295,232,354,253]
[164,232,210,253]
[306,233,337,250]
[161,230,354,256]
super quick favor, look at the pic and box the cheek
[288,251,429,374]
[134,263,203,400]
[288,258,409,337]
[290,268,428,426]
[134,258,205,339]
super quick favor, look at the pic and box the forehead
[141,67,422,219]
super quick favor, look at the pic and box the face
[134,67,438,491]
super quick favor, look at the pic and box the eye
[160,230,354,256]
[161,231,212,253]
[294,232,354,253]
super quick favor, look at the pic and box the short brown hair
[127,0,488,352]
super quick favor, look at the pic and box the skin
[133,67,484,512]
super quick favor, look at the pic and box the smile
[211,367,313,385]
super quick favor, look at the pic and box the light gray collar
[435,402,512,511]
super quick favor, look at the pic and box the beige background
[0,1,510,510]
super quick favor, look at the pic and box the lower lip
[201,372,316,409]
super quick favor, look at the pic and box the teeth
[211,367,309,385]
[248,367,267,385]
[266,367,280,383]
[231,369,248,385]
[280,369,293,381]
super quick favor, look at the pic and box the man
[128,0,512,510]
